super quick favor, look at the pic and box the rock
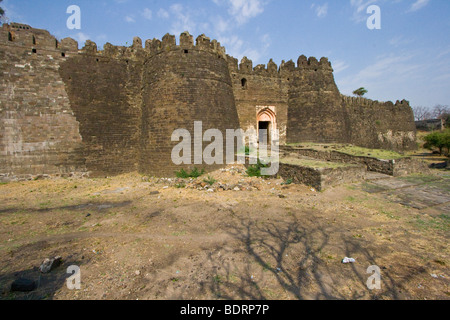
[207,189,214,193]
[278,194,286,199]
[11,278,36,292]
[39,256,62,274]
[234,187,240,191]
[342,257,356,264]
[150,191,160,195]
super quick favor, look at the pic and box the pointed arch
[257,107,277,145]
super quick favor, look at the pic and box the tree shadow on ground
[202,216,428,300]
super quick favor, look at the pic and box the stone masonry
[0,23,417,179]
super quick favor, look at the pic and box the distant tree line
[413,105,450,127]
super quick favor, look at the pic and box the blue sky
[2,0,450,108]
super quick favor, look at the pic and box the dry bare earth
[0,165,448,300]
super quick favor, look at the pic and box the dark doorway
[259,121,270,145]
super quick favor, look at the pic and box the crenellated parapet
[0,23,78,56]
[233,54,334,79]
[341,95,412,109]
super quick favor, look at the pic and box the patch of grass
[203,175,217,186]
[281,178,293,185]
[175,168,205,179]
[410,214,449,232]
[213,275,223,284]
[281,157,352,169]
[287,143,404,160]
[380,210,400,220]
[398,174,440,185]
[175,183,186,189]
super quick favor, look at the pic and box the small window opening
[184,49,189,54]
[32,48,37,54]
[8,32,13,42]
[32,36,36,45]
[241,78,248,89]
[61,52,66,57]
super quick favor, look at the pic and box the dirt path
[0,169,448,300]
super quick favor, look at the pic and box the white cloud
[125,15,135,23]
[349,0,378,22]
[142,8,152,20]
[229,0,265,24]
[73,32,91,46]
[168,4,197,35]
[157,8,169,19]
[213,0,266,25]
[311,3,329,18]
[409,0,431,12]
[332,60,350,74]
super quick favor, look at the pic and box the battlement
[231,54,333,77]
[1,23,78,57]
[341,95,411,108]
[82,32,228,61]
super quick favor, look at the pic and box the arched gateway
[257,108,277,145]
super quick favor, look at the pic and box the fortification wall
[59,48,143,176]
[342,96,417,151]
[0,24,86,180]
[286,56,348,144]
[229,56,289,144]
[140,33,240,176]
[285,54,417,151]
[0,22,418,180]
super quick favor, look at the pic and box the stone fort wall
[0,23,417,179]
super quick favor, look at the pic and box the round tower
[139,32,240,177]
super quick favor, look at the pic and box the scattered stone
[39,256,62,273]
[135,270,141,276]
[431,274,439,279]
[86,213,91,218]
[150,191,160,195]
[11,278,36,292]
[278,194,286,199]
[342,257,356,264]
[234,187,240,191]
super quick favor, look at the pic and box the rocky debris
[11,278,37,292]
[39,256,62,274]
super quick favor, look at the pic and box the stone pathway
[359,173,450,214]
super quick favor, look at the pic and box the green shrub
[424,130,450,155]
[203,175,217,186]
[281,178,293,185]
[246,159,269,177]
[175,168,205,179]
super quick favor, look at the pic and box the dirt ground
[0,164,448,300]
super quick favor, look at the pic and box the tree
[0,0,4,18]
[424,130,450,156]
[412,106,433,121]
[353,87,368,97]
[432,104,450,119]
